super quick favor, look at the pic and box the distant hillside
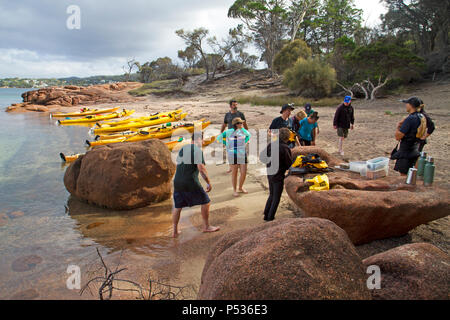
[0,74,139,88]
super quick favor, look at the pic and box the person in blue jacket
[298,112,319,146]
[217,117,251,197]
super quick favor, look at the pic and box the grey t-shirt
[224,111,246,129]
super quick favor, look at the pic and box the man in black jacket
[260,128,293,221]
[333,96,355,156]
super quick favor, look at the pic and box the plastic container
[366,168,388,180]
[366,157,390,171]
[349,161,367,174]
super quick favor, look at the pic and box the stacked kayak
[58,107,216,163]
[58,109,135,125]
[167,135,218,152]
[96,109,183,128]
[92,111,187,135]
[87,120,210,147]
[51,107,119,118]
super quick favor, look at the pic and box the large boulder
[286,174,450,245]
[6,82,142,113]
[198,218,371,300]
[64,140,175,210]
[363,243,450,300]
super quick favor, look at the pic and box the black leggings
[263,179,284,221]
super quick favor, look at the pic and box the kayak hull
[52,107,119,118]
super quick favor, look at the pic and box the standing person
[393,97,427,176]
[260,128,293,221]
[269,104,295,131]
[172,132,220,238]
[333,96,355,156]
[217,117,252,197]
[222,100,248,131]
[305,103,320,135]
[298,112,319,146]
[417,99,436,152]
[222,100,248,173]
[289,110,307,147]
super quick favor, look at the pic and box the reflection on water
[67,197,176,256]
[0,99,187,299]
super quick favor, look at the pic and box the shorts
[394,157,418,175]
[337,128,349,138]
[300,139,312,146]
[228,152,248,165]
[173,189,210,209]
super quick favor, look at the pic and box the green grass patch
[129,79,193,97]
[235,95,342,108]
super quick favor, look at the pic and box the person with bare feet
[217,117,251,197]
[221,100,248,173]
[333,96,355,156]
[172,132,220,237]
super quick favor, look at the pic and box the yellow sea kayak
[51,107,119,118]
[126,121,211,142]
[169,135,217,152]
[95,122,174,141]
[58,109,135,125]
[96,109,183,128]
[60,153,83,163]
[87,120,210,147]
[93,112,187,134]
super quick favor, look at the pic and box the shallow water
[0,89,186,299]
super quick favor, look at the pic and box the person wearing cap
[305,103,320,135]
[217,117,252,197]
[298,112,319,146]
[269,104,295,131]
[393,97,428,175]
[333,96,355,156]
[172,132,220,237]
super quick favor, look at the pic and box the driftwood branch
[80,248,196,300]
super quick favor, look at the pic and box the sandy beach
[17,76,446,300]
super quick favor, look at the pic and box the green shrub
[283,57,337,98]
[234,95,342,108]
[273,40,312,74]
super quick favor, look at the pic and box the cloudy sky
[0,0,386,78]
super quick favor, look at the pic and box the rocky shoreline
[5,82,142,113]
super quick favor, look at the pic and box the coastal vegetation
[128,0,447,99]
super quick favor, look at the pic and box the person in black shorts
[333,96,355,156]
[393,97,427,175]
[172,132,220,237]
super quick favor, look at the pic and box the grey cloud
[0,0,236,61]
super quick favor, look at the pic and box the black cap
[305,103,312,112]
[310,111,319,120]
[401,97,422,108]
[280,104,295,114]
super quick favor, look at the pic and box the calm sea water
[0,88,176,299]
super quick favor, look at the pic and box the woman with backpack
[393,97,428,175]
